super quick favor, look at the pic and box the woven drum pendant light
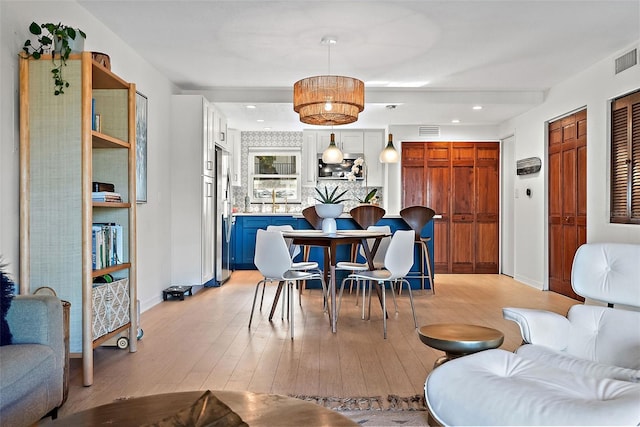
[293,37,364,125]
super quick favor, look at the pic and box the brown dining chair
[300,206,325,294]
[301,205,323,263]
[349,205,386,263]
[399,206,436,293]
[349,205,386,230]
[302,206,323,231]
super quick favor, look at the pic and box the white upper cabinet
[302,131,319,187]
[363,130,384,187]
[212,104,228,150]
[340,132,365,153]
[314,130,364,154]
[228,129,242,187]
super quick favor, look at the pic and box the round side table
[418,323,504,368]
[54,390,358,426]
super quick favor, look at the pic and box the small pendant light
[322,133,344,164]
[379,133,399,163]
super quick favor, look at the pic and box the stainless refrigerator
[213,146,232,286]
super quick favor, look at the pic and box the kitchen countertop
[233,212,442,219]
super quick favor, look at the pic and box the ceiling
[78,0,640,132]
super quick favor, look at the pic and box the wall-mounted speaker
[516,157,542,175]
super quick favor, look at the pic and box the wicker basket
[92,278,130,340]
[33,287,70,405]
[91,52,111,70]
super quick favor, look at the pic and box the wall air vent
[615,48,637,74]
[418,125,440,137]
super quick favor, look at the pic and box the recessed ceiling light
[263,127,272,131]
[451,119,460,123]
[321,36,337,45]
[246,105,257,109]
[388,81,429,88]
[364,81,429,88]
[473,105,483,110]
[256,119,264,122]
[365,80,390,86]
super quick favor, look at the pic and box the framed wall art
[135,91,148,203]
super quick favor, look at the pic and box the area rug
[290,395,430,426]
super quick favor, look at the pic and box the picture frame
[135,91,148,203]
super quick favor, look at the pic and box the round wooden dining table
[281,229,390,333]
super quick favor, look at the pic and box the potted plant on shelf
[20,22,87,95]
[314,185,349,234]
[354,188,379,205]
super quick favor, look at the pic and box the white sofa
[424,243,640,426]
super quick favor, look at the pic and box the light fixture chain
[327,43,331,75]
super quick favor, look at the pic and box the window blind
[611,90,640,224]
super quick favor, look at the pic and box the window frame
[610,89,640,224]
[248,148,302,204]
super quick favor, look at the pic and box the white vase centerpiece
[314,185,349,234]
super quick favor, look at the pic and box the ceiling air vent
[615,48,637,74]
[418,125,440,137]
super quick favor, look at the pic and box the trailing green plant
[20,22,87,95]
[314,185,349,204]
[354,188,378,204]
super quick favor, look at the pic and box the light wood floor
[50,272,577,420]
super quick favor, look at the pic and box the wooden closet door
[451,143,475,273]
[426,143,451,272]
[548,110,586,300]
[401,141,499,274]
[402,143,426,206]
[475,143,500,273]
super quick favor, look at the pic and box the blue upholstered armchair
[0,294,65,426]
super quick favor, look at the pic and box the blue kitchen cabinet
[232,214,435,290]
[232,215,298,270]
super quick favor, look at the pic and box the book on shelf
[92,191,122,202]
[92,223,124,270]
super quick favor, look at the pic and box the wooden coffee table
[55,390,357,426]
[418,323,504,368]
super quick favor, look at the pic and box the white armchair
[425,243,640,426]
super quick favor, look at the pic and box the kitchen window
[248,149,302,203]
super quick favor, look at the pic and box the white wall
[499,41,640,290]
[0,1,177,311]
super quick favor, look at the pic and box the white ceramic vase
[54,33,85,54]
[315,203,344,234]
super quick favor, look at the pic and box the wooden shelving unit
[19,52,137,386]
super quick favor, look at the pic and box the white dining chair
[265,224,302,258]
[335,225,391,319]
[249,229,327,339]
[265,225,323,307]
[339,229,418,339]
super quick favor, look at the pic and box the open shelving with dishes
[19,52,137,386]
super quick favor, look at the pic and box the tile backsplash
[231,131,381,212]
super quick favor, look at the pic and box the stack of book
[92,223,124,270]
[92,191,122,202]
